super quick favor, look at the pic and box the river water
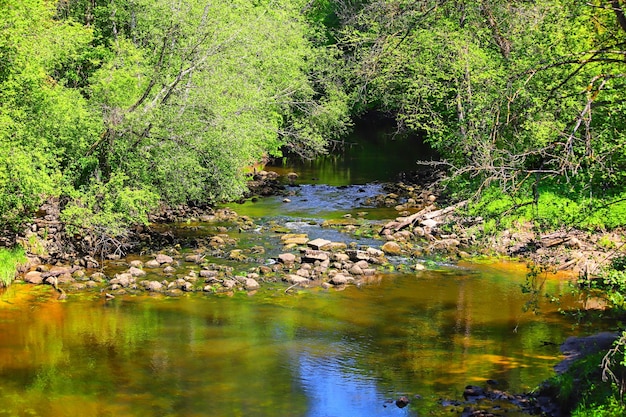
[0,124,602,417]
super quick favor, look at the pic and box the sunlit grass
[0,246,27,287]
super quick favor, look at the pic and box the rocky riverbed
[11,169,624,301]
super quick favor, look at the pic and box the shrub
[0,247,27,287]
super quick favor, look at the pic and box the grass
[0,247,27,287]
[464,183,626,233]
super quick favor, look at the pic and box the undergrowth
[464,182,626,233]
[0,246,27,287]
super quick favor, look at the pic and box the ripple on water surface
[230,184,399,220]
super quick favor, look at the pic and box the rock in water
[395,396,410,408]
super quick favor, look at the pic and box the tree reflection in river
[0,263,596,417]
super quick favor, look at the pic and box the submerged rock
[395,396,410,408]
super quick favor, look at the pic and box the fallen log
[380,200,468,234]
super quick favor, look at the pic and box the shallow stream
[0,124,605,417]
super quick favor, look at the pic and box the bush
[0,247,27,287]
[60,173,158,256]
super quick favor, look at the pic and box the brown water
[0,263,592,417]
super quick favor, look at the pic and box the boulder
[129,260,143,268]
[420,218,438,229]
[346,250,370,261]
[146,281,163,292]
[200,269,218,279]
[327,242,348,251]
[90,272,106,282]
[185,254,204,263]
[395,396,410,408]
[278,253,297,265]
[286,275,309,286]
[23,271,43,284]
[145,259,161,268]
[245,278,260,291]
[281,234,309,245]
[228,249,246,261]
[355,260,369,269]
[155,253,174,265]
[222,279,237,289]
[111,273,133,288]
[166,288,184,297]
[296,269,311,278]
[301,249,329,262]
[349,265,364,275]
[332,253,350,262]
[162,266,176,275]
[307,238,332,250]
[330,274,349,285]
[366,247,384,257]
[381,241,403,256]
[128,267,146,277]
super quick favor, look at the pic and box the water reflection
[297,350,414,417]
[269,119,436,186]
[0,264,597,417]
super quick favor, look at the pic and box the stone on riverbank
[301,249,329,262]
[286,275,309,286]
[145,259,160,268]
[129,260,143,268]
[145,281,163,292]
[330,274,350,285]
[281,234,309,245]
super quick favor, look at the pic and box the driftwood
[381,200,468,234]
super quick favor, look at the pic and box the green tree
[60,0,350,205]
[0,0,100,230]
[0,0,350,239]
[334,0,626,227]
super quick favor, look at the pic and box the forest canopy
[2,0,626,235]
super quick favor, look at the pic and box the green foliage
[334,1,626,220]
[579,256,626,310]
[61,173,158,237]
[0,0,101,230]
[0,0,351,237]
[544,349,626,416]
[464,181,626,234]
[0,246,27,287]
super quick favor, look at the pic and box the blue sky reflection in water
[296,349,414,417]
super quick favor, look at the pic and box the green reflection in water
[269,120,436,186]
[0,264,595,417]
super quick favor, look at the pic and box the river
[0,123,602,417]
